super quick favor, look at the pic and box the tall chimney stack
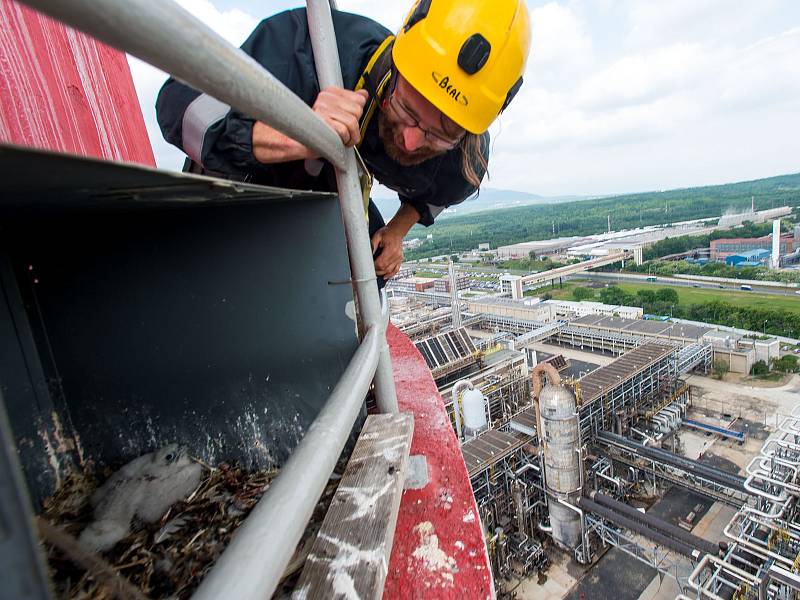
[772,219,781,269]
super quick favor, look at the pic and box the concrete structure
[738,336,779,366]
[500,274,524,299]
[468,297,555,323]
[701,331,755,374]
[433,273,470,293]
[389,276,436,293]
[545,300,643,321]
[717,205,791,227]
[497,236,586,259]
[394,267,412,280]
[711,234,794,261]
[520,251,633,286]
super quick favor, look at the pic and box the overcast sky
[129,0,800,198]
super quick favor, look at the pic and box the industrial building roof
[571,314,712,342]
[578,343,676,404]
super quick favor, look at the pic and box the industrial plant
[390,260,800,599]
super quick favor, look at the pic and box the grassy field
[414,270,443,278]
[611,281,800,314]
[526,280,800,315]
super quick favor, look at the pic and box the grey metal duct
[591,493,721,556]
[578,497,700,559]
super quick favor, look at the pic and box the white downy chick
[79,444,202,552]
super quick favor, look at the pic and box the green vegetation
[405,173,800,260]
[773,355,800,373]
[712,359,730,380]
[751,360,770,376]
[629,260,800,284]
[414,270,443,278]
[572,286,595,301]
[603,282,800,314]
[584,283,800,337]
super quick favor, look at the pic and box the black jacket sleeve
[155,8,390,176]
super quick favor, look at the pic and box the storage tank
[535,365,582,550]
[462,387,488,436]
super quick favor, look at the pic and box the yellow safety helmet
[392,0,531,134]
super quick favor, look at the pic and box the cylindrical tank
[462,387,487,436]
[539,374,582,550]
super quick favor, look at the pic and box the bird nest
[39,462,338,599]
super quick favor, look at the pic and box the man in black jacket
[157,0,530,281]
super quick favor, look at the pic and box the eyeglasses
[383,76,465,150]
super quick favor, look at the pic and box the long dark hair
[460,133,488,188]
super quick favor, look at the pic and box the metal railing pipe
[306,0,398,413]
[191,324,381,600]
[18,0,348,170]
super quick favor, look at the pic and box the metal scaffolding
[577,343,678,441]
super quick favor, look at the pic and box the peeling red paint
[385,325,493,599]
[0,0,154,165]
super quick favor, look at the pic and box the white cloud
[127,0,259,169]
[576,42,713,110]
[528,3,592,75]
[625,0,778,47]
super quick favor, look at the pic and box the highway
[570,272,800,298]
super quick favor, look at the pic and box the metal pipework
[590,492,721,557]
[578,496,700,560]
[723,511,795,569]
[306,0,398,414]
[687,553,764,600]
[630,427,655,446]
[193,320,384,599]
[18,0,347,170]
[450,380,473,441]
[598,432,747,491]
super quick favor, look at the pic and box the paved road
[572,272,799,298]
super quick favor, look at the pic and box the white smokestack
[772,219,781,269]
[449,260,461,328]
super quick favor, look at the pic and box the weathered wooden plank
[293,412,414,600]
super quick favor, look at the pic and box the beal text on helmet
[431,72,469,106]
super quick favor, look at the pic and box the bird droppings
[411,522,458,586]
[463,509,476,523]
[455,540,465,551]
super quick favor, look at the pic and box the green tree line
[405,173,800,260]
[626,259,800,284]
[576,285,800,338]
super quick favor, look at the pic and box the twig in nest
[36,517,150,600]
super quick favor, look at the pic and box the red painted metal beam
[0,0,154,165]
[385,324,493,599]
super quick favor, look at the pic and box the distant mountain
[372,187,583,221]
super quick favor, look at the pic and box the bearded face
[377,109,443,166]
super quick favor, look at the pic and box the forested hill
[406,172,800,259]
